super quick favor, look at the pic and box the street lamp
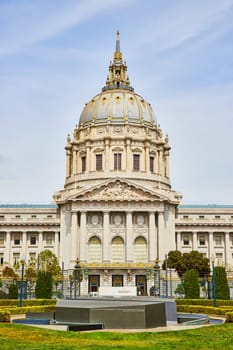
[153,259,160,297]
[74,258,81,298]
[212,256,217,307]
[19,256,26,307]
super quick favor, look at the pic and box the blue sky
[0,0,233,204]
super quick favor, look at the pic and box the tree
[35,271,53,299]
[2,266,18,280]
[8,283,18,299]
[175,283,185,297]
[163,250,210,278]
[38,250,61,279]
[183,269,200,299]
[183,251,210,277]
[215,266,230,300]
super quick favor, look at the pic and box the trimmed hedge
[0,305,56,322]
[176,304,232,315]
[176,299,233,307]
[225,312,233,323]
[0,299,56,307]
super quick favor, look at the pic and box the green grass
[0,323,233,349]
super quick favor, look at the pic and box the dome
[79,89,156,127]
[78,31,156,128]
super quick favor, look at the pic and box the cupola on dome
[79,31,156,127]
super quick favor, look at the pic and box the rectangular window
[0,254,3,265]
[47,215,53,218]
[214,235,222,246]
[81,156,86,173]
[30,236,37,245]
[149,156,154,172]
[133,154,140,171]
[15,215,21,218]
[114,153,122,170]
[0,233,5,245]
[45,233,53,245]
[31,215,37,218]
[199,215,205,219]
[96,154,103,171]
[14,234,21,245]
[183,215,189,219]
[199,235,206,246]
[183,235,190,245]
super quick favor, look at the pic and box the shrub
[8,284,18,299]
[215,266,230,300]
[35,271,53,299]
[0,311,10,322]
[184,269,200,299]
[225,312,233,323]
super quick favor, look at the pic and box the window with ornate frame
[81,156,86,173]
[149,156,154,172]
[114,153,122,170]
[133,154,140,171]
[96,154,103,171]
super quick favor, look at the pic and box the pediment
[69,179,168,202]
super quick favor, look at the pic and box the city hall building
[1,33,233,295]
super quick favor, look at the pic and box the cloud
[0,0,134,57]
[131,0,233,53]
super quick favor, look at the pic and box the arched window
[134,237,147,262]
[88,236,102,262]
[111,236,124,262]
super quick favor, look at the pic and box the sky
[0,0,233,205]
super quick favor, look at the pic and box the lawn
[0,323,233,350]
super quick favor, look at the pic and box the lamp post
[212,257,217,307]
[153,259,160,297]
[19,257,25,307]
[74,258,81,298]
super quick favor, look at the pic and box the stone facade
[0,33,232,296]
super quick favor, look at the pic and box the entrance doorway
[88,275,100,293]
[112,275,123,287]
[136,275,147,296]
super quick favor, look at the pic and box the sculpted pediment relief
[75,180,164,202]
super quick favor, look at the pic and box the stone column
[72,149,77,174]
[208,232,214,259]
[105,138,110,171]
[164,151,170,178]
[54,231,60,260]
[71,212,78,262]
[86,144,90,172]
[192,231,197,250]
[126,212,133,261]
[145,142,149,172]
[38,231,43,252]
[225,232,231,266]
[103,212,110,262]
[22,231,27,258]
[80,211,87,261]
[126,139,131,170]
[159,150,164,176]
[66,150,71,178]
[158,212,165,260]
[176,231,181,251]
[149,212,157,261]
[5,231,10,264]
